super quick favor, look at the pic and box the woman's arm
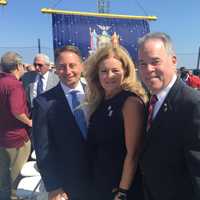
[116,96,144,198]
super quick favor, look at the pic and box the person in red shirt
[187,73,200,89]
[0,52,32,200]
[180,68,200,89]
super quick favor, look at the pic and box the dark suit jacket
[32,83,91,199]
[140,78,200,200]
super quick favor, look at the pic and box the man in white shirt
[138,32,200,200]
[22,53,59,110]
[32,46,90,200]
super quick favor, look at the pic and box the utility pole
[38,38,41,53]
[197,46,200,70]
[97,0,110,13]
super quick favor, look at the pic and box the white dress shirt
[60,81,86,115]
[153,74,177,119]
[33,71,49,98]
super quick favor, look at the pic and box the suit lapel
[46,72,53,90]
[27,72,37,98]
[54,83,72,116]
[29,82,35,96]
[54,82,87,140]
[29,82,36,107]
[143,79,183,152]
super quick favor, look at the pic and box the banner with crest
[52,13,150,63]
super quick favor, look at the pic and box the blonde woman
[85,44,147,200]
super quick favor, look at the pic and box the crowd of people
[178,67,200,89]
[0,32,200,200]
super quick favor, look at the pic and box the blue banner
[52,14,150,63]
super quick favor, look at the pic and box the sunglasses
[34,63,44,67]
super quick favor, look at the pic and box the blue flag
[52,14,150,63]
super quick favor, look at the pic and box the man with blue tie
[32,46,90,200]
[22,54,59,110]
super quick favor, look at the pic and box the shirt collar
[156,74,177,102]
[0,72,17,80]
[60,81,84,95]
[38,71,49,80]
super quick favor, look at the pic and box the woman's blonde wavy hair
[84,44,148,116]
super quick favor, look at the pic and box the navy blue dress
[88,90,145,200]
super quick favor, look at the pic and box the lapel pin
[163,103,168,112]
[107,105,112,110]
[108,110,113,117]
[107,105,113,117]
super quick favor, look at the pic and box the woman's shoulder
[122,90,137,97]
[121,90,143,102]
[122,90,145,109]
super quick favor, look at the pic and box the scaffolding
[98,0,109,13]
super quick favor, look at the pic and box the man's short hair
[34,53,50,65]
[55,45,83,63]
[138,32,176,56]
[1,51,23,73]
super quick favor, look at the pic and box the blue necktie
[70,91,87,139]
[37,75,43,96]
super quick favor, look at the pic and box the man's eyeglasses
[34,63,44,67]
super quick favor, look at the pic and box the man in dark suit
[22,53,59,109]
[32,46,90,200]
[138,32,200,200]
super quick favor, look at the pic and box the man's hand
[48,188,69,200]
[14,113,32,127]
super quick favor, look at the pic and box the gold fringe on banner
[41,8,157,21]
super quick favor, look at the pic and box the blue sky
[0,0,200,69]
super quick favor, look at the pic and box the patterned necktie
[70,91,87,139]
[147,95,158,131]
[37,75,43,96]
